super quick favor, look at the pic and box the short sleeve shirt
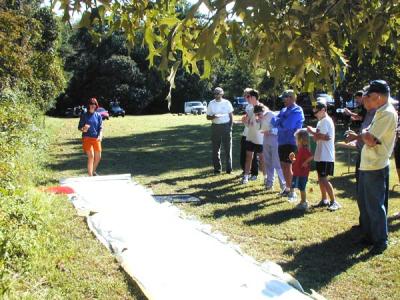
[360,102,398,171]
[207,99,233,124]
[242,104,253,136]
[314,115,335,162]
[293,147,313,177]
[246,108,269,145]
[78,112,103,138]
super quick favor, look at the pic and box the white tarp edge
[61,174,313,300]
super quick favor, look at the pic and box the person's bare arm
[302,155,314,168]
[307,126,330,141]
[361,130,380,146]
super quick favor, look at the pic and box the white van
[184,101,207,114]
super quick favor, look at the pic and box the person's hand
[343,108,351,115]
[345,130,358,143]
[82,124,90,132]
[97,136,102,142]
[301,161,309,168]
[306,126,314,134]
[322,134,331,141]
[241,115,248,124]
[289,152,296,161]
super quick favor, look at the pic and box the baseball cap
[363,80,390,96]
[280,89,295,98]
[214,87,224,95]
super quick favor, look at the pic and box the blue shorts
[291,176,308,191]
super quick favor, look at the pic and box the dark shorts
[246,141,263,153]
[394,140,400,168]
[291,176,308,191]
[278,144,297,163]
[316,161,334,177]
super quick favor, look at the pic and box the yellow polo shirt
[360,102,398,171]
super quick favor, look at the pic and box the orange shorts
[82,137,102,152]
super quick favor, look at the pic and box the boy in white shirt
[242,90,269,184]
[307,100,341,211]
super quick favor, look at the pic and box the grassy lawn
[46,114,400,300]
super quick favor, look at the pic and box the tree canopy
[55,0,400,98]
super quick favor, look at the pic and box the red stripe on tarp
[44,186,75,195]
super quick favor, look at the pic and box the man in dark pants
[206,87,234,174]
[346,91,376,228]
[355,80,397,255]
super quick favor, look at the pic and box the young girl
[289,128,313,210]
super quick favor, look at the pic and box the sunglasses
[89,103,97,106]
[313,109,322,114]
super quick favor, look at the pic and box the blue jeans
[358,166,389,246]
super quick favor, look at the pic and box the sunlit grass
[46,114,400,300]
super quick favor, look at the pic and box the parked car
[184,101,207,114]
[65,106,86,118]
[345,99,358,109]
[233,97,247,114]
[109,103,125,117]
[96,107,109,120]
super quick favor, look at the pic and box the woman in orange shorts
[78,98,103,176]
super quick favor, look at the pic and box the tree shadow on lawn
[280,227,374,293]
[280,218,400,293]
[212,198,286,218]
[329,173,358,200]
[49,124,245,178]
[243,207,317,226]
[150,171,271,206]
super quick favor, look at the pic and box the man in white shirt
[307,100,341,211]
[206,87,234,174]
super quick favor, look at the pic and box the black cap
[363,80,390,96]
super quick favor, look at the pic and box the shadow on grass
[280,227,372,292]
[281,218,400,293]
[119,267,149,300]
[243,207,315,226]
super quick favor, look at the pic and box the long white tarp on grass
[60,174,311,300]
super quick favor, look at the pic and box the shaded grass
[46,114,400,300]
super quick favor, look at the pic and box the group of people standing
[206,86,340,212]
[206,80,398,255]
[76,80,398,256]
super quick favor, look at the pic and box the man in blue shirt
[272,90,305,198]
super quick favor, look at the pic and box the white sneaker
[295,202,308,211]
[327,201,342,211]
[242,176,249,184]
[249,175,258,181]
[288,192,297,202]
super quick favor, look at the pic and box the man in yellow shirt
[358,80,398,255]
